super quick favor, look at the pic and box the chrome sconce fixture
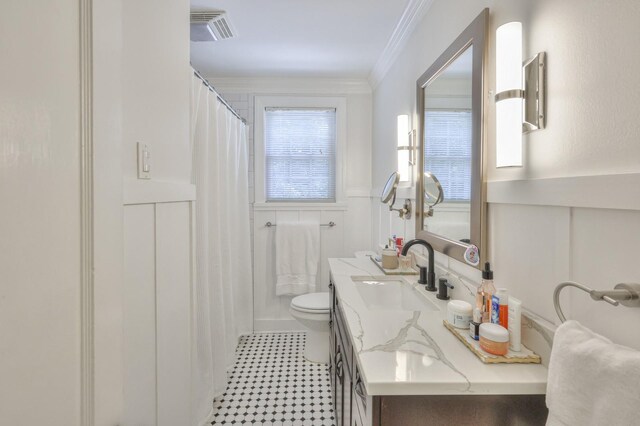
[396,114,416,183]
[495,22,546,168]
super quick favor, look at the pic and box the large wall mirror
[416,8,488,269]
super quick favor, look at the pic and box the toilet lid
[291,292,330,312]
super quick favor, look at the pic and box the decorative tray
[369,256,418,275]
[443,320,541,364]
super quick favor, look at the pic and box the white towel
[546,320,640,426]
[275,222,320,296]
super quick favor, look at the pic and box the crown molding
[368,0,435,90]
[205,76,372,95]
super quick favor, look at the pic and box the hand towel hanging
[546,320,640,426]
[275,222,320,296]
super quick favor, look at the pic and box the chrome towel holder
[553,281,640,323]
[265,221,336,228]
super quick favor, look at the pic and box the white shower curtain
[190,74,253,425]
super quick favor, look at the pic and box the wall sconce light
[495,22,546,168]
[396,114,415,182]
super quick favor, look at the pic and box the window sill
[253,202,348,211]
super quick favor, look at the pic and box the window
[264,108,337,202]
[424,110,472,201]
[255,96,345,206]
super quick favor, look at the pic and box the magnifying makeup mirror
[423,171,444,217]
[381,172,400,205]
[381,172,412,219]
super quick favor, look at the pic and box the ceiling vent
[190,10,236,42]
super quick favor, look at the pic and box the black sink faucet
[401,239,436,292]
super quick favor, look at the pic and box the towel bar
[553,281,640,322]
[265,221,336,228]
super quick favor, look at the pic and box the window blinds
[424,110,472,202]
[265,108,337,202]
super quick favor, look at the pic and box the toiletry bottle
[469,308,481,341]
[475,262,495,323]
[508,296,522,351]
[491,293,500,324]
[498,288,509,329]
[395,237,404,256]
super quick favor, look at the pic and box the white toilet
[289,292,331,364]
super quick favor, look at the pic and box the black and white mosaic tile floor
[211,333,336,426]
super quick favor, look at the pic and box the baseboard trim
[254,319,305,333]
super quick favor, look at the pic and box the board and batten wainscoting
[253,207,344,332]
[123,182,195,426]
[485,173,640,351]
[374,173,640,360]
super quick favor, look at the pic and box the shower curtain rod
[192,68,247,125]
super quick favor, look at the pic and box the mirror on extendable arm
[380,171,412,219]
[423,171,444,218]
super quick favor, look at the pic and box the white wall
[213,78,373,331]
[122,0,192,185]
[0,1,82,424]
[372,0,640,351]
[373,0,640,191]
[1,0,193,424]
[121,0,194,424]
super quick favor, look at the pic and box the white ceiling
[190,0,410,78]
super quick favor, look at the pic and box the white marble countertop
[329,257,548,396]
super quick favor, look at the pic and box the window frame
[254,96,347,207]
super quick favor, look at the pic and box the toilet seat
[291,292,330,314]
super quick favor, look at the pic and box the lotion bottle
[498,289,509,329]
[508,296,522,351]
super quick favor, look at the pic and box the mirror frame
[415,8,488,269]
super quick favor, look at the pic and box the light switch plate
[137,142,151,179]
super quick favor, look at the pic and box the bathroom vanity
[328,258,548,426]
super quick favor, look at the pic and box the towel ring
[553,281,640,323]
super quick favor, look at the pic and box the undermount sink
[350,276,439,312]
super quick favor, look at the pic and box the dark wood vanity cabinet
[329,278,548,426]
[330,279,373,426]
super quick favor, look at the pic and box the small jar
[479,323,509,355]
[447,300,473,329]
[381,248,399,269]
